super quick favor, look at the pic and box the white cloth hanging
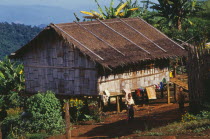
[101,90,110,104]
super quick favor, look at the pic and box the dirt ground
[68,102,210,139]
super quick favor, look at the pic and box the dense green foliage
[145,0,210,44]
[1,91,65,138]
[0,22,41,59]
[0,57,25,120]
[25,91,65,134]
[150,0,202,30]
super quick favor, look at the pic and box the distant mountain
[0,22,42,59]
[0,5,76,25]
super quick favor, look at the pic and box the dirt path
[71,103,189,138]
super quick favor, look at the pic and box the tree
[0,22,41,59]
[150,0,202,30]
[80,0,140,20]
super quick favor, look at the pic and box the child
[124,89,135,121]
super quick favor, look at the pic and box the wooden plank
[99,71,166,83]
[24,65,96,70]
[170,78,188,90]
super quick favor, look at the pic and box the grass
[134,119,210,136]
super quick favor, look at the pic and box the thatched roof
[11,18,186,69]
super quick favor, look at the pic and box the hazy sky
[1,0,115,10]
[0,0,158,25]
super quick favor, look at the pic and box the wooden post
[98,95,103,111]
[116,95,120,113]
[167,82,171,104]
[173,66,177,102]
[119,96,122,111]
[65,102,71,139]
[108,97,111,111]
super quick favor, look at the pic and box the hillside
[0,22,41,59]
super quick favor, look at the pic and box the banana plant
[0,57,25,115]
[80,0,140,20]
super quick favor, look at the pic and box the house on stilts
[10,18,187,97]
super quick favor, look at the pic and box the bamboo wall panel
[23,40,98,95]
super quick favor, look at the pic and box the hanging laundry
[160,82,164,89]
[146,86,157,99]
[135,89,141,97]
[102,90,110,104]
[170,71,173,78]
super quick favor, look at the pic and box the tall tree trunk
[187,45,207,114]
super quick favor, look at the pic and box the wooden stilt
[119,96,122,111]
[97,96,103,111]
[174,84,177,102]
[173,66,177,102]
[108,97,111,111]
[167,82,171,104]
[116,95,120,113]
[65,102,71,139]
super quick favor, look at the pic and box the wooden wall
[98,68,169,94]
[22,39,98,95]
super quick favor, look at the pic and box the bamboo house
[11,18,187,96]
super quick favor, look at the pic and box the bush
[1,115,23,138]
[1,91,65,138]
[25,91,65,134]
[68,98,85,124]
[181,113,197,123]
[87,100,102,123]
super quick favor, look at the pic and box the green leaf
[0,71,5,79]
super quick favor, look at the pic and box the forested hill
[0,22,42,59]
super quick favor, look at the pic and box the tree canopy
[0,22,41,59]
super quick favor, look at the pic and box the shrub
[87,100,102,123]
[25,91,65,134]
[181,113,197,123]
[1,91,65,138]
[1,115,23,138]
[197,111,210,119]
[68,98,85,124]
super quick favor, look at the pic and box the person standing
[124,89,135,121]
[178,86,185,110]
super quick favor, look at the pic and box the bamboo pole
[65,102,71,139]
